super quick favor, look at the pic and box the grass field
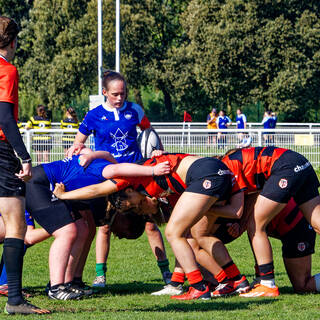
[1,226,320,319]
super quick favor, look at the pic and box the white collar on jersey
[0,54,8,62]
[102,101,127,112]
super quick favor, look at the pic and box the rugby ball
[137,127,164,158]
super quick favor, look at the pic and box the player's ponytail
[0,16,19,49]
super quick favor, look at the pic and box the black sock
[170,281,183,287]
[3,238,24,305]
[191,280,206,291]
[258,262,274,280]
[73,277,82,284]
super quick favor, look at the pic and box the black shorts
[280,218,316,259]
[260,150,320,205]
[25,166,74,234]
[212,223,237,244]
[185,157,232,200]
[68,197,108,226]
[0,140,25,197]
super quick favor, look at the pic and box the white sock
[314,273,320,292]
[260,279,276,288]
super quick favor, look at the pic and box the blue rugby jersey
[216,116,231,129]
[42,155,111,191]
[236,114,247,129]
[262,116,277,129]
[79,101,150,163]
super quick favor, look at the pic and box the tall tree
[183,0,320,121]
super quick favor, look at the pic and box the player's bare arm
[102,161,170,179]
[53,179,118,200]
[207,191,244,219]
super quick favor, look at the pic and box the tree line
[1,0,319,122]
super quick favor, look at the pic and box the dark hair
[67,107,78,122]
[108,187,130,210]
[111,210,146,239]
[0,16,19,49]
[37,104,47,118]
[102,70,127,97]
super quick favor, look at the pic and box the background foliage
[1,0,319,122]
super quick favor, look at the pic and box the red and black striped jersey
[222,147,288,194]
[112,153,190,198]
[267,198,303,238]
[112,153,239,198]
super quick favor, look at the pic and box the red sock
[186,269,203,285]
[223,263,240,280]
[214,269,228,283]
[171,272,185,284]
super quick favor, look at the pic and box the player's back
[42,156,111,191]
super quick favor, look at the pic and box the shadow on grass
[144,299,277,312]
[93,281,162,296]
[50,298,278,314]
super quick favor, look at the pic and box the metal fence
[21,128,320,168]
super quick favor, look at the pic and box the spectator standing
[60,107,79,153]
[236,108,247,142]
[25,105,52,164]
[0,16,50,314]
[262,110,277,146]
[206,108,218,145]
[216,110,232,149]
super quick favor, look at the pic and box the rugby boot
[211,275,250,297]
[151,284,184,296]
[240,283,279,297]
[171,285,210,300]
[5,300,51,315]
[92,275,106,288]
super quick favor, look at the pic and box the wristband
[22,158,32,164]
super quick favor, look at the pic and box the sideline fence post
[258,130,262,146]
[25,129,31,154]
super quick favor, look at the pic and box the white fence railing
[21,122,320,130]
[21,128,320,168]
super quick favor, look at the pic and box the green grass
[1,228,320,319]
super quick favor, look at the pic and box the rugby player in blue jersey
[236,108,247,143]
[24,148,169,300]
[67,70,172,288]
[216,110,232,149]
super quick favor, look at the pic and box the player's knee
[165,225,179,243]
[54,223,77,242]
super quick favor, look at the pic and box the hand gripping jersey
[222,146,288,193]
[112,153,239,199]
[41,155,112,191]
[0,57,19,141]
[112,153,189,197]
[79,101,150,163]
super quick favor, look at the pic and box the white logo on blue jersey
[124,111,133,120]
[110,128,129,153]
